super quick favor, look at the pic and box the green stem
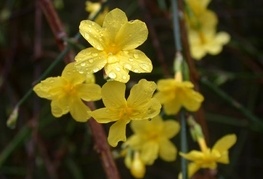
[180,110,188,179]
[201,77,263,131]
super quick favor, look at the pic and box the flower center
[119,106,133,119]
[105,43,120,55]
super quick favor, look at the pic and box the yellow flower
[75,8,152,83]
[188,29,230,60]
[130,152,146,179]
[185,0,211,16]
[33,62,101,122]
[90,79,161,147]
[179,134,237,178]
[155,73,204,115]
[124,115,180,165]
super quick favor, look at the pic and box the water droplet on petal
[115,67,121,71]
[93,68,99,73]
[129,58,134,62]
[89,59,94,63]
[139,64,149,71]
[124,64,132,70]
[109,72,116,79]
[80,62,86,67]
[134,69,139,73]
[133,53,139,58]
[122,76,127,80]
[92,53,98,57]
[85,34,90,39]
[79,70,84,74]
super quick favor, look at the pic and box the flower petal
[127,79,156,107]
[159,139,177,161]
[91,108,120,123]
[108,119,130,147]
[212,134,237,153]
[69,98,91,122]
[180,150,204,161]
[140,141,159,165]
[119,50,153,73]
[50,98,69,117]
[79,20,104,50]
[103,8,128,42]
[75,48,107,75]
[163,120,180,138]
[163,98,181,115]
[116,20,148,50]
[101,81,126,108]
[62,62,85,85]
[104,63,130,83]
[33,77,60,99]
[77,83,101,101]
[181,89,204,112]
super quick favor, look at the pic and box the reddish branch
[38,0,73,63]
[37,0,120,178]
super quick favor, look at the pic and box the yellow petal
[163,99,181,115]
[50,98,69,117]
[119,50,153,73]
[104,63,130,83]
[141,141,159,165]
[127,79,156,107]
[116,20,148,50]
[137,98,161,119]
[101,81,126,108]
[90,108,120,123]
[75,48,107,75]
[69,98,91,122]
[163,120,180,138]
[33,77,60,99]
[212,134,237,153]
[108,119,130,147]
[130,115,162,134]
[180,150,204,161]
[181,89,204,112]
[62,62,85,85]
[103,8,128,42]
[159,139,177,161]
[79,20,104,50]
[124,135,143,149]
[77,83,101,101]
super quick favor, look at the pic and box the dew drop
[88,59,94,63]
[109,72,116,79]
[93,68,99,73]
[129,58,134,62]
[115,67,121,71]
[85,34,90,39]
[139,64,149,71]
[92,53,98,57]
[122,76,127,80]
[79,70,84,74]
[134,69,139,73]
[124,64,132,70]
[133,53,139,58]
[80,62,86,67]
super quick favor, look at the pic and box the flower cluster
[32,5,237,179]
[185,0,230,60]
